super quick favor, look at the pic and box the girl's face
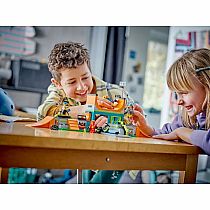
[176,76,206,117]
[53,63,94,103]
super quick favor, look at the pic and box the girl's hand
[153,127,193,144]
[152,130,180,141]
[132,104,147,126]
[132,104,154,136]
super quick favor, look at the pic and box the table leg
[0,168,9,184]
[178,171,185,183]
[178,155,198,184]
[77,169,82,184]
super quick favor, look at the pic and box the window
[143,41,167,111]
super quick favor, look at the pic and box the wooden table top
[0,122,202,155]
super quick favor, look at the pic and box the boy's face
[53,63,94,103]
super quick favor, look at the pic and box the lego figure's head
[48,42,94,104]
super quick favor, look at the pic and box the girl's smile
[177,76,206,117]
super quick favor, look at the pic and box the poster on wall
[175,31,196,52]
[175,30,210,53]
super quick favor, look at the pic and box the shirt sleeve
[153,114,183,135]
[190,129,210,155]
[36,84,65,121]
[46,105,60,117]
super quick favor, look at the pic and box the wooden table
[0,122,203,183]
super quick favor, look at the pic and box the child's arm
[153,127,210,155]
[190,129,210,155]
[132,104,155,137]
[46,106,60,116]
[153,127,193,143]
[133,106,186,137]
[37,84,65,121]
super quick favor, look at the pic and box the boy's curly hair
[48,42,91,82]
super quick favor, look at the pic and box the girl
[133,48,210,155]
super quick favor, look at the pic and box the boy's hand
[95,116,108,128]
[97,97,114,109]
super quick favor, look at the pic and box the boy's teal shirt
[37,75,138,183]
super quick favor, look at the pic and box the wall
[27,26,91,61]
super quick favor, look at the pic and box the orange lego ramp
[112,99,126,112]
[26,116,55,128]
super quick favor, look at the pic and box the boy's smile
[53,63,94,103]
[75,89,88,96]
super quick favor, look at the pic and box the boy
[37,41,140,183]
[37,42,133,122]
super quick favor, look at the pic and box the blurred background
[1,26,210,183]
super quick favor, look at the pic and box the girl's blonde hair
[167,48,210,129]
